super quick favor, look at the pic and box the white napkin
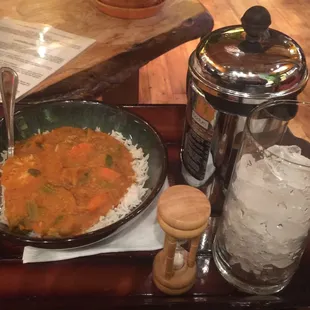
[22,179,169,264]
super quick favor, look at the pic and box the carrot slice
[87,193,110,213]
[68,143,92,157]
[98,168,121,182]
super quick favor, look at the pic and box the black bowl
[0,100,167,249]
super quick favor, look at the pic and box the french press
[181,5,309,216]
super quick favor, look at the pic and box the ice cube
[263,145,310,190]
[221,145,310,275]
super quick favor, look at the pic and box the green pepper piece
[26,201,39,220]
[105,154,113,167]
[28,168,41,177]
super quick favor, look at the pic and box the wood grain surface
[140,0,310,104]
[140,0,310,141]
[1,0,212,99]
[158,185,210,232]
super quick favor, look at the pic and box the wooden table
[1,0,213,104]
[0,104,310,309]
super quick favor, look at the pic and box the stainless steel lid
[190,6,309,102]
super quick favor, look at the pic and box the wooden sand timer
[152,185,211,295]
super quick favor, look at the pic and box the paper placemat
[0,17,95,102]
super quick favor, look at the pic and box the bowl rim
[0,99,168,248]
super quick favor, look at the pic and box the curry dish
[0,127,135,237]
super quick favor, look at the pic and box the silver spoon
[0,67,19,158]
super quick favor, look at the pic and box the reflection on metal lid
[190,26,308,100]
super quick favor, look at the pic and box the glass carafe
[213,100,310,295]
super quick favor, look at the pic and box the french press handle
[241,5,271,43]
[238,6,271,54]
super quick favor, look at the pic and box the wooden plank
[184,39,199,56]
[99,70,140,105]
[164,45,188,96]
[147,54,173,103]
[1,0,213,100]
[139,65,152,103]
[144,0,310,105]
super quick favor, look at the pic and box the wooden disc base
[152,250,196,295]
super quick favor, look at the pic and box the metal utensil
[0,67,19,158]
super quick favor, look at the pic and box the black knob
[241,6,271,42]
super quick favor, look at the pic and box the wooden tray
[0,104,310,309]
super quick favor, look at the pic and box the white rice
[0,128,149,235]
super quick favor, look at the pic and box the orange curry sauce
[1,127,135,237]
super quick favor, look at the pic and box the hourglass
[152,185,211,295]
